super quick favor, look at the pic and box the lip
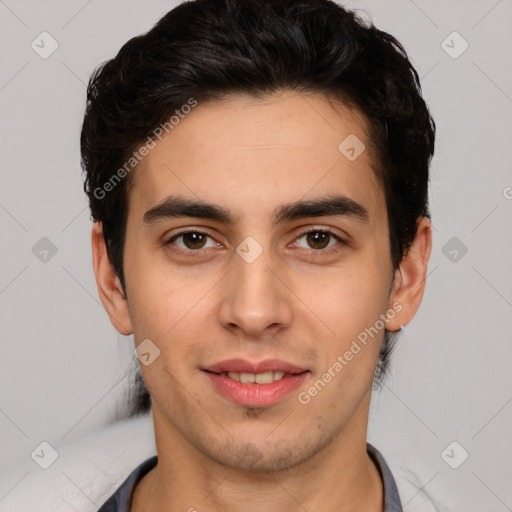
[201,359,309,407]
[202,358,308,375]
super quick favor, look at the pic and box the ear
[91,222,133,335]
[385,217,432,332]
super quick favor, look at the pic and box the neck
[132,401,383,512]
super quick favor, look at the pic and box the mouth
[211,370,291,384]
[201,359,310,407]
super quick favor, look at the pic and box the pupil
[307,232,329,249]
[184,232,206,249]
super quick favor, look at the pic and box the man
[82,0,435,510]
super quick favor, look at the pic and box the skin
[92,90,431,511]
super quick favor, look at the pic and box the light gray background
[1,0,511,510]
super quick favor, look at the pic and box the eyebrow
[143,194,369,226]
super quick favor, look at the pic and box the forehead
[128,91,385,224]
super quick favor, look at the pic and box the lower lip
[204,371,309,407]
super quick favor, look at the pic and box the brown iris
[305,231,331,249]
[182,232,208,249]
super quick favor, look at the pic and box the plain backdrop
[1,0,511,510]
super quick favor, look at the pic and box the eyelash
[164,227,346,259]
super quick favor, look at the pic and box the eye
[292,229,344,251]
[167,231,220,251]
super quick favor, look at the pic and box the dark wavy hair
[81,0,435,416]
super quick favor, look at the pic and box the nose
[217,245,293,338]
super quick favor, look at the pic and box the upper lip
[202,358,308,375]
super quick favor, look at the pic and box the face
[97,91,420,472]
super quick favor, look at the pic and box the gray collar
[367,442,403,511]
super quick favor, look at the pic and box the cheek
[299,252,390,370]
[124,249,196,340]
[314,268,387,333]
[125,252,220,370]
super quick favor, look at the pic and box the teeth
[222,371,286,383]
[240,372,255,383]
[255,372,273,384]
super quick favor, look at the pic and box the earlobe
[385,217,432,332]
[91,222,133,335]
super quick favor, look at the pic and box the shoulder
[97,455,158,512]
[0,413,155,512]
[369,443,452,512]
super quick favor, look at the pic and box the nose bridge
[218,239,292,336]
[235,252,273,303]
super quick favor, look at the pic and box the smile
[218,371,285,384]
[202,359,310,407]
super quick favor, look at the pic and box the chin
[203,433,333,473]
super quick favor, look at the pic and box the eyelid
[165,228,221,246]
[164,229,221,260]
[165,225,217,237]
[292,224,346,240]
[164,225,347,255]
